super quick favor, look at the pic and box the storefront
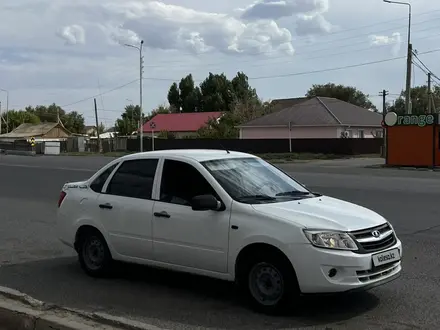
[385,112,440,167]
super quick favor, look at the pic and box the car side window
[106,159,158,200]
[160,159,217,206]
[90,163,118,193]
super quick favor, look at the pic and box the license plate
[372,248,400,267]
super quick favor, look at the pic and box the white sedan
[57,149,402,313]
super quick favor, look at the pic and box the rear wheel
[239,250,299,314]
[77,229,113,277]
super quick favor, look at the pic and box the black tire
[238,249,299,314]
[77,229,113,277]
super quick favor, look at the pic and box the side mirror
[191,194,221,211]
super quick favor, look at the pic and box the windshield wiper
[275,191,312,197]
[237,194,277,201]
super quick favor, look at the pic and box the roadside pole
[380,89,389,158]
[427,72,432,113]
[94,98,102,153]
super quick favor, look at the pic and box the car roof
[120,149,258,162]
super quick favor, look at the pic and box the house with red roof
[142,112,223,138]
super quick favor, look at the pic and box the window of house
[160,160,217,206]
[90,163,118,193]
[106,159,159,199]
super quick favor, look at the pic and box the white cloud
[239,0,329,20]
[296,14,333,36]
[369,32,402,56]
[56,25,86,45]
[238,0,333,35]
[94,1,296,55]
[99,24,142,46]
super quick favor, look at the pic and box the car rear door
[97,158,160,260]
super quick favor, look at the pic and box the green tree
[199,72,234,112]
[25,104,65,122]
[179,74,201,112]
[1,110,40,132]
[24,103,85,133]
[387,85,440,114]
[115,104,143,136]
[231,72,258,103]
[166,71,260,113]
[62,111,85,134]
[167,83,181,110]
[306,83,377,111]
[146,104,172,121]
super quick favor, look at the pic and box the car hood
[251,195,386,231]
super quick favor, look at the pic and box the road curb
[365,164,440,171]
[0,286,166,330]
[0,150,36,156]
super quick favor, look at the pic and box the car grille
[350,223,396,254]
[356,261,400,283]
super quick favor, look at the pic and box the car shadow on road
[0,257,380,329]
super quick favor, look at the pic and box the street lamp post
[124,40,144,152]
[383,0,412,114]
[0,89,9,133]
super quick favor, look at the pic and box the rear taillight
[58,191,67,208]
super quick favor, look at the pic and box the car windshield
[202,157,312,204]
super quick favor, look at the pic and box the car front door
[152,158,230,274]
[97,158,159,260]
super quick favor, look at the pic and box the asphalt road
[0,154,439,329]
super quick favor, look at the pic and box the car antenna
[219,143,230,154]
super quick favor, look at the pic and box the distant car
[57,149,402,313]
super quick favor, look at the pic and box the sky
[0,0,439,127]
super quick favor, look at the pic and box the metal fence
[1,136,384,156]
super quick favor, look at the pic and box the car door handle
[99,203,113,209]
[154,211,170,218]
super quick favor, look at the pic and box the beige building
[0,122,71,141]
[238,97,383,139]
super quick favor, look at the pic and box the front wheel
[78,230,113,277]
[241,252,299,314]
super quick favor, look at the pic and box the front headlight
[303,230,358,251]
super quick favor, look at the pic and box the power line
[55,47,440,110]
[413,61,427,75]
[141,48,440,82]
[412,51,440,88]
[60,79,139,108]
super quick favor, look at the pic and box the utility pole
[0,89,9,133]
[383,0,411,114]
[0,101,2,135]
[124,40,144,152]
[140,40,144,152]
[427,72,432,113]
[379,89,389,158]
[406,43,413,114]
[94,98,102,153]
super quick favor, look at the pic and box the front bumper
[290,238,402,294]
